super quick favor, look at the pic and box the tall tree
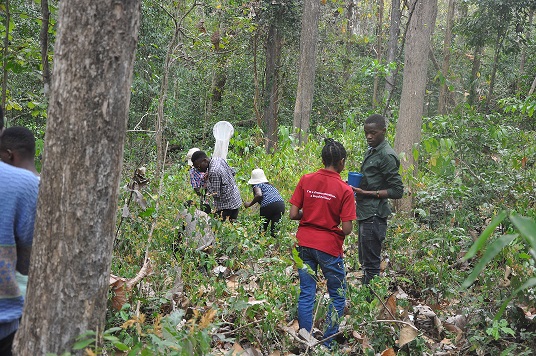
[13,0,141,354]
[372,0,384,108]
[263,21,282,153]
[394,0,438,212]
[40,0,51,95]
[437,0,455,114]
[293,0,320,145]
[384,0,401,103]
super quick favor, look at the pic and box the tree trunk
[437,0,455,114]
[263,23,282,153]
[206,29,227,116]
[384,0,401,102]
[40,0,51,96]
[486,28,504,109]
[372,0,384,108]
[13,1,141,354]
[394,0,438,213]
[518,9,533,94]
[2,0,9,112]
[293,0,320,145]
[468,46,482,106]
[156,6,181,181]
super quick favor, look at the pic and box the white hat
[186,147,200,166]
[248,168,268,185]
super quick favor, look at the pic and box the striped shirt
[253,183,284,207]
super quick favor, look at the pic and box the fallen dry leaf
[379,293,397,320]
[381,347,396,356]
[398,324,418,347]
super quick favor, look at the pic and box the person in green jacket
[351,114,404,285]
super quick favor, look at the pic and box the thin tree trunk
[372,0,384,108]
[518,9,533,94]
[156,6,181,180]
[40,0,51,95]
[394,0,438,213]
[13,1,141,354]
[293,0,320,145]
[253,31,262,126]
[384,0,401,100]
[486,29,504,109]
[437,0,455,114]
[468,46,482,106]
[528,74,536,96]
[263,23,282,153]
[2,0,9,112]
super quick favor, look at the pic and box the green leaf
[463,211,507,260]
[292,247,303,269]
[114,342,129,351]
[509,214,536,252]
[72,338,95,350]
[462,234,517,288]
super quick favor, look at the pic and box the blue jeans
[297,246,346,347]
[358,216,387,285]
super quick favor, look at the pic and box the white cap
[186,147,200,166]
[248,168,268,185]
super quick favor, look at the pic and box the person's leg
[218,209,239,222]
[358,216,387,285]
[297,246,318,334]
[259,206,270,233]
[317,250,347,348]
[261,201,285,237]
[0,331,16,356]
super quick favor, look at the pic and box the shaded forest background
[2,0,536,355]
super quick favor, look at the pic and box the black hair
[190,150,207,164]
[365,114,386,128]
[322,138,347,167]
[0,126,36,159]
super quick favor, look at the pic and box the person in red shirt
[289,138,356,349]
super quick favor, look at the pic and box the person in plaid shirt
[186,148,211,213]
[190,150,241,222]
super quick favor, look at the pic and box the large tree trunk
[293,0,320,145]
[394,0,437,213]
[263,23,282,153]
[384,0,401,103]
[437,0,455,115]
[13,1,141,354]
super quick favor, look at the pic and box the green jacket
[356,140,404,220]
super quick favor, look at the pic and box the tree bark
[394,0,438,213]
[372,0,384,108]
[437,0,455,115]
[156,5,181,181]
[263,23,282,153]
[468,46,482,106]
[40,0,51,96]
[518,8,533,94]
[13,1,141,354]
[293,0,320,145]
[2,0,9,113]
[384,0,401,102]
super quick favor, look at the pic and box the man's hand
[351,187,364,195]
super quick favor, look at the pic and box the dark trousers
[215,208,239,222]
[259,201,285,237]
[358,216,387,285]
[0,331,15,356]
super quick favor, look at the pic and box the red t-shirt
[289,169,357,257]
